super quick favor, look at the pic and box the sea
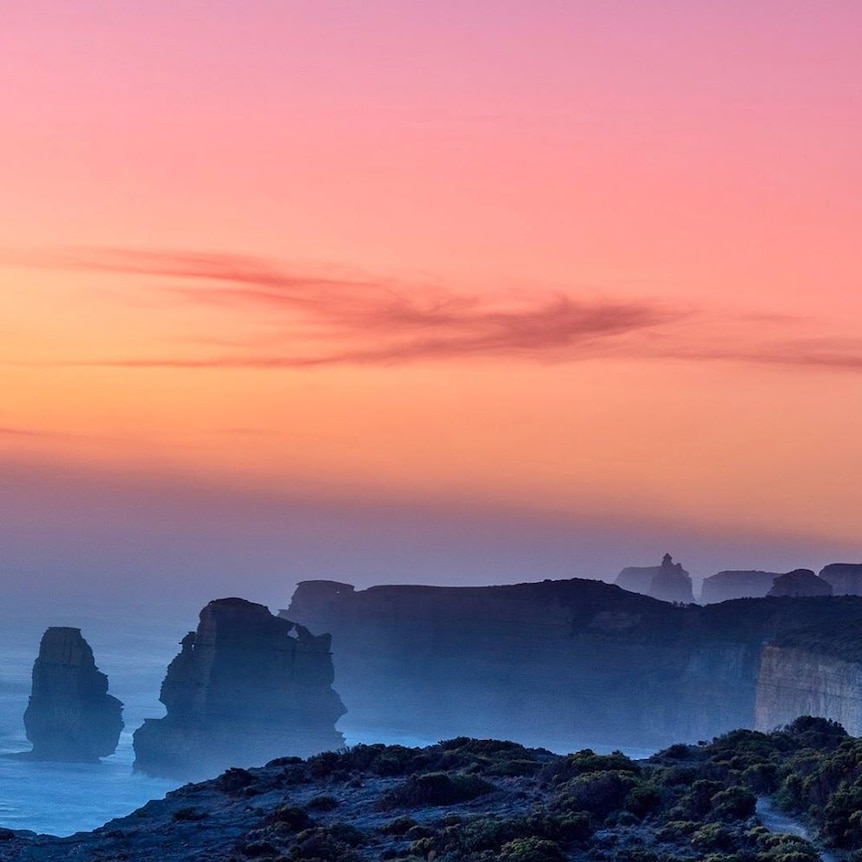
[0,598,655,837]
[0,600,186,836]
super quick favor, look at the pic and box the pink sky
[1,2,860,602]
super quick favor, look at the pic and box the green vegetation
[218,720,862,862]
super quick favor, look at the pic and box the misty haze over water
[0,592,658,835]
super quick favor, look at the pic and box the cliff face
[755,645,862,735]
[286,578,862,752]
[133,597,345,780]
[820,563,862,596]
[769,569,832,597]
[700,570,778,603]
[23,627,123,762]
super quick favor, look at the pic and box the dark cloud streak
[6,248,862,373]
[9,249,682,367]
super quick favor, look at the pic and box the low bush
[380,772,495,809]
[498,836,567,862]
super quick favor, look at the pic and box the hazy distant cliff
[286,579,862,751]
[700,570,778,603]
[820,563,862,596]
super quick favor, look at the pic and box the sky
[1,1,860,610]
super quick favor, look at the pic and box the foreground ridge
[1,717,857,861]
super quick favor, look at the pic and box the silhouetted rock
[768,569,832,598]
[133,597,346,780]
[649,553,694,603]
[615,553,693,603]
[820,563,862,596]
[22,627,123,762]
[701,570,778,603]
[614,564,660,595]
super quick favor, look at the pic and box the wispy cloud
[8,249,684,367]
[5,248,862,373]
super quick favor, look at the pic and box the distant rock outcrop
[700,570,779,604]
[615,553,694,604]
[22,627,123,762]
[820,563,862,596]
[650,553,695,603]
[133,597,346,780]
[614,565,660,595]
[769,569,833,598]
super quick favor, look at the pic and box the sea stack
[23,627,123,762]
[615,553,694,604]
[133,597,346,780]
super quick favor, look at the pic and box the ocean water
[0,602,187,837]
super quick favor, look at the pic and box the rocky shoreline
[1,718,857,862]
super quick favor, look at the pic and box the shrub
[216,767,257,793]
[541,750,638,785]
[710,786,756,821]
[498,837,567,862]
[823,784,862,848]
[674,779,724,820]
[267,805,312,833]
[380,816,418,836]
[690,823,737,852]
[554,770,638,819]
[624,783,663,818]
[380,772,495,809]
[288,825,363,861]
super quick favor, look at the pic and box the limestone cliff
[133,597,345,780]
[286,578,862,751]
[614,565,660,595]
[820,562,862,596]
[23,627,123,762]
[769,569,832,597]
[755,644,862,734]
[700,570,778,603]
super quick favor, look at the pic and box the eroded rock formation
[133,597,345,780]
[23,627,123,762]
[768,569,832,598]
[615,553,694,604]
[820,563,862,596]
[700,570,778,603]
